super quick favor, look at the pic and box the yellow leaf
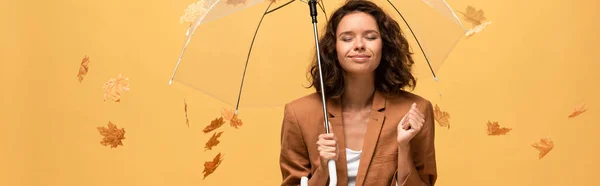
[180,0,208,24]
[203,153,224,179]
[568,104,587,118]
[220,108,235,121]
[203,117,225,134]
[226,0,247,6]
[532,137,554,159]
[457,5,487,27]
[103,74,130,102]
[77,55,90,83]
[486,121,511,135]
[230,114,243,129]
[97,121,126,148]
[205,131,224,151]
[433,104,450,129]
[184,99,190,128]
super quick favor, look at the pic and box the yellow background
[1,0,599,185]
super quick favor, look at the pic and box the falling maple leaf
[568,104,587,118]
[226,0,247,6]
[103,74,130,102]
[77,55,91,83]
[457,6,491,38]
[184,99,190,128]
[205,131,224,151]
[433,104,450,129]
[532,137,554,159]
[486,121,511,135]
[221,108,235,121]
[97,121,126,148]
[457,6,487,27]
[203,153,224,179]
[203,117,225,134]
[230,114,243,129]
[180,0,208,24]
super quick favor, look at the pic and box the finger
[319,139,337,147]
[320,152,337,160]
[409,106,425,121]
[407,109,425,125]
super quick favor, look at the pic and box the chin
[342,63,377,75]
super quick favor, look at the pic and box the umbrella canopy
[168,0,466,110]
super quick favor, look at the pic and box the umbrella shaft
[311,22,330,134]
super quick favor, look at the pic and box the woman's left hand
[397,102,425,147]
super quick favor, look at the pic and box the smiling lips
[348,54,371,62]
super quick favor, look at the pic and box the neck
[341,73,375,112]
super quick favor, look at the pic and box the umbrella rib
[235,1,275,112]
[265,0,295,15]
[317,0,327,22]
[386,0,438,81]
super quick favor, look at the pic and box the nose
[354,39,365,51]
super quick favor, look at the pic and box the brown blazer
[279,90,437,186]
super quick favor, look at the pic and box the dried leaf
[97,121,126,148]
[568,104,587,118]
[457,6,487,27]
[203,153,224,179]
[103,74,130,102]
[77,55,91,83]
[532,137,554,159]
[221,108,235,121]
[486,121,511,135]
[180,0,208,24]
[205,131,224,151]
[226,0,247,6]
[184,99,190,128]
[230,114,243,129]
[465,21,492,38]
[433,104,450,129]
[203,117,225,134]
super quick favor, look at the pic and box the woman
[279,0,437,185]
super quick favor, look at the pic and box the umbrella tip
[168,79,173,85]
[434,76,439,82]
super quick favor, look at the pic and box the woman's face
[336,11,382,77]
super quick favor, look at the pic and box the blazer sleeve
[280,103,328,186]
[399,101,438,186]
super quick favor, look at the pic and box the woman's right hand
[316,132,338,163]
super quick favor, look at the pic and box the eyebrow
[338,30,380,37]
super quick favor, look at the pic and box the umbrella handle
[299,160,337,186]
[327,159,338,186]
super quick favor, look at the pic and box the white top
[345,148,399,186]
[346,148,362,186]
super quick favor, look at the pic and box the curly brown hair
[307,0,416,99]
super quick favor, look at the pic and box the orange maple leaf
[180,0,208,24]
[205,131,224,151]
[103,74,130,102]
[457,6,487,27]
[184,99,190,128]
[203,153,224,179]
[433,104,450,129]
[486,121,511,135]
[568,104,587,118]
[77,55,91,83]
[220,108,235,121]
[203,117,225,134]
[97,121,126,148]
[226,0,247,6]
[230,114,243,129]
[532,137,554,159]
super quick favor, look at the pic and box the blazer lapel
[355,91,387,186]
[326,97,349,186]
